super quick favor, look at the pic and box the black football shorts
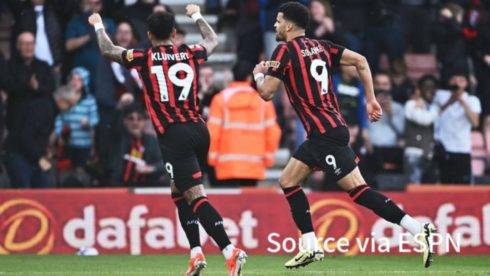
[293,126,358,182]
[158,121,209,192]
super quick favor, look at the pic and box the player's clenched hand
[366,100,382,122]
[253,61,268,75]
[88,13,102,25]
[186,4,201,17]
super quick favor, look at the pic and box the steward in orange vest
[207,66,281,185]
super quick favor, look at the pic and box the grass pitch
[0,255,489,275]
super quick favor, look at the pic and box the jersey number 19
[151,63,194,102]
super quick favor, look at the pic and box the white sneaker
[417,223,437,268]
[284,249,324,269]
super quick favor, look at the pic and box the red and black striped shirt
[121,44,207,134]
[266,36,347,137]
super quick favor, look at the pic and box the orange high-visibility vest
[207,81,281,180]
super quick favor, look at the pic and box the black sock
[190,196,231,250]
[282,186,314,234]
[349,184,406,224]
[172,193,200,249]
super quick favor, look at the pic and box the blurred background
[0,0,489,190]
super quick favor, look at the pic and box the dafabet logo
[310,199,364,255]
[0,199,54,254]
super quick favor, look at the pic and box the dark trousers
[96,106,119,181]
[65,146,91,167]
[363,19,405,71]
[438,151,472,184]
[5,151,51,188]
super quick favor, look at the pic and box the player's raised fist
[88,13,102,25]
[186,4,201,17]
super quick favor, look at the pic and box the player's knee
[183,185,206,204]
[279,175,299,188]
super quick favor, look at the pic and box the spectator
[65,0,116,89]
[111,104,164,187]
[329,0,367,53]
[173,28,186,47]
[390,59,415,104]
[5,32,55,138]
[199,65,221,121]
[95,21,140,182]
[5,85,80,188]
[404,75,439,183]
[363,0,405,72]
[366,73,405,173]
[332,65,368,145]
[0,52,7,144]
[55,67,99,177]
[260,0,309,58]
[207,62,281,187]
[369,74,405,148]
[433,72,481,184]
[9,0,63,76]
[121,0,173,43]
[95,21,139,110]
[473,20,490,117]
[433,3,469,85]
[227,0,263,65]
[308,0,348,46]
[0,51,5,89]
[398,0,435,53]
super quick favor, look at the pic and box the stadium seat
[472,131,487,176]
[375,173,408,190]
[404,54,438,80]
[485,119,490,156]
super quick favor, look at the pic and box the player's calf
[172,192,201,250]
[348,184,406,225]
[282,185,315,234]
[184,185,245,266]
[281,185,324,269]
[348,183,437,267]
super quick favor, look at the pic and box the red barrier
[1,188,489,255]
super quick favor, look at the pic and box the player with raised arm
[89,5,246,276]
[253,2,436,270]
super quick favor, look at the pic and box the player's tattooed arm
[186,4,219,55]
[88,13,126,63]
[95,29,126,63]
[253,61,281,101]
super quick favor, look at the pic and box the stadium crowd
[0,0,489,189]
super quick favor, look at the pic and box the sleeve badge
[126,49,134,62]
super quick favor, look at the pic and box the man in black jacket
[111,104,164,187]
[0,52,6,145]
[5,32,55,134]
[5,85,81,188]
[433,4,469,85]
[95,21,141,183]
[8,0,63,70]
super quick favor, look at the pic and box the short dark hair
[122,103,146,118]
[417,74,438,88]
[233,62,254,81]
[375,70,390,78]
[278,2,310,30]
[448,69,469,81]
[147,11,175,40]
